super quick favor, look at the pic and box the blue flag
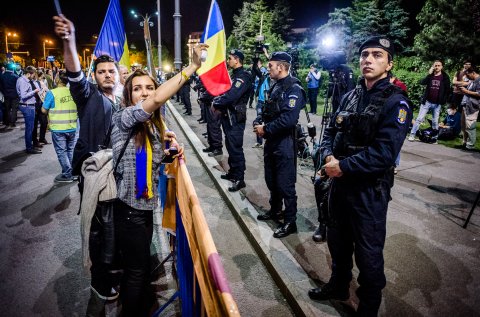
[94,0,130,66]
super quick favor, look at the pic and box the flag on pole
[94,0,130,67]
[197,0,231,96]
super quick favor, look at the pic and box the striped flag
[197,0,231,96]
[94,0,130,67]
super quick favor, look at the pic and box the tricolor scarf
[135,135,154,199]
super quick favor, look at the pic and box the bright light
[164,64,171,72]
[322,35,335,49]
[155,11,159,15]
[130,10,135,14]
[134,14,138,18]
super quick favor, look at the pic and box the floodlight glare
[322,36,335,49]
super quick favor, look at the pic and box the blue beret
[229,49,244,61]
[359,36,394,57]
[269,52,292,64]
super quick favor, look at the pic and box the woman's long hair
[122,69,165,150]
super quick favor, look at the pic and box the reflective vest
[49,87,77,131]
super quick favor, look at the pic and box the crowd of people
[0,11,478,316]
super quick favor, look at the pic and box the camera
[255,42,269,55]
[319,51,346,71]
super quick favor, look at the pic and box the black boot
[308,282,349,301]
[312,223,326,242]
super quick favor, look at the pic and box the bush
[393,69,425,108]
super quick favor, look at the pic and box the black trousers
[327,179,389,317]
[308,87,319,114]
[206,104,223,150]
[181,89,192,113]
[32,103,47,142]
[114,200,153,317]
[221,111,246,181]
[264,137,297,222]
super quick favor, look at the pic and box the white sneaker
[252,143,263,148]
[408,135,415,142]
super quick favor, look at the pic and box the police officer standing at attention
[308,37,412,316]
[213,49,252,192]
[254,52,306,238]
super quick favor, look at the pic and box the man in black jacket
[54,14,121,311]
[0,63,20,128]
[408,60,451,141]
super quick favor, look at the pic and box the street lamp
[131,10,156,76]
[83,48,90,68]
[43,40,53,62]
[5,32,18,53]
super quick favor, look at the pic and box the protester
[459,66,480,151]
[16,66,42,154]
[110,44,205,317]
[32,70,49,147]
[452,60,472,114]
[438,104,461,140]
[0,62,20,129]
[54,13,122,315]
[408,60,451,141]
[42,71,78,182]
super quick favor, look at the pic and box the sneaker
[54,174,74,183]
[90,285,119,301]
[252,143,263,148]
[26,149,42,154]
[394,168,398,175]
[407,135,415,142]
[72,175,79,181]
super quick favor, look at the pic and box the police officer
[308,37,412,317]
[254,52,306,238]
[213,49,252,192]
[196,81,223,156]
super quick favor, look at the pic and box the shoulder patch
[288,95,299,99]
[397,106,408,125]
[289,98,297,108]
[235,80,242,88]
[399,100,410,109]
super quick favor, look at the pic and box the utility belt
[225,104,247,123]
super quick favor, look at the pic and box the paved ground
[169,95,480,317]
[0,111,291,316]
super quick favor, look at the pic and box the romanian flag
[94,0,130,67]
[197,0,231,96]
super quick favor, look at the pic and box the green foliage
[392,68,425,106]
[414,0,479,64]
[231,0,285,62]
[226,35,239,52]
[271,0,292,41]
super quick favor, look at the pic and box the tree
[380,0,410,52]
[226,34,239,52]
[316,7,354,60]
[351,0,383,48]
[414,0,479,64]
[231,0,285,62]
[271,0,292,42]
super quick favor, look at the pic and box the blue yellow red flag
[94,0,130,67]
[197,0,231,96]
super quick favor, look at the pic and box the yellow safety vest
[48,87,77,131]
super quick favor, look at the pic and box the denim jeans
[19,105,35,151]
[256,101,264,145]
[52,131,76,178]
[410,101,441,136]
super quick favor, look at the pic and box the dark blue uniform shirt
[264,75,306,140]
[213,67,251,110]
[321,76,412,177]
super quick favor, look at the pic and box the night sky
[1,0,424,61]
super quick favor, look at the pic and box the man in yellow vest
[42,71,78,183]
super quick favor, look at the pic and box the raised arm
[53,15,81,73]
[141,44,208,114]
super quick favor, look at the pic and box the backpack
[418,127,438,144]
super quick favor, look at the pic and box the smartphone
[161,147,178,164]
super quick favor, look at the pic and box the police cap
[269,52,292,64]
[359,36,394,58]
[229,49,244,62]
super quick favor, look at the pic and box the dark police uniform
[316,75,412,315]
[213,58,252,190]
[260,74,306,229]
